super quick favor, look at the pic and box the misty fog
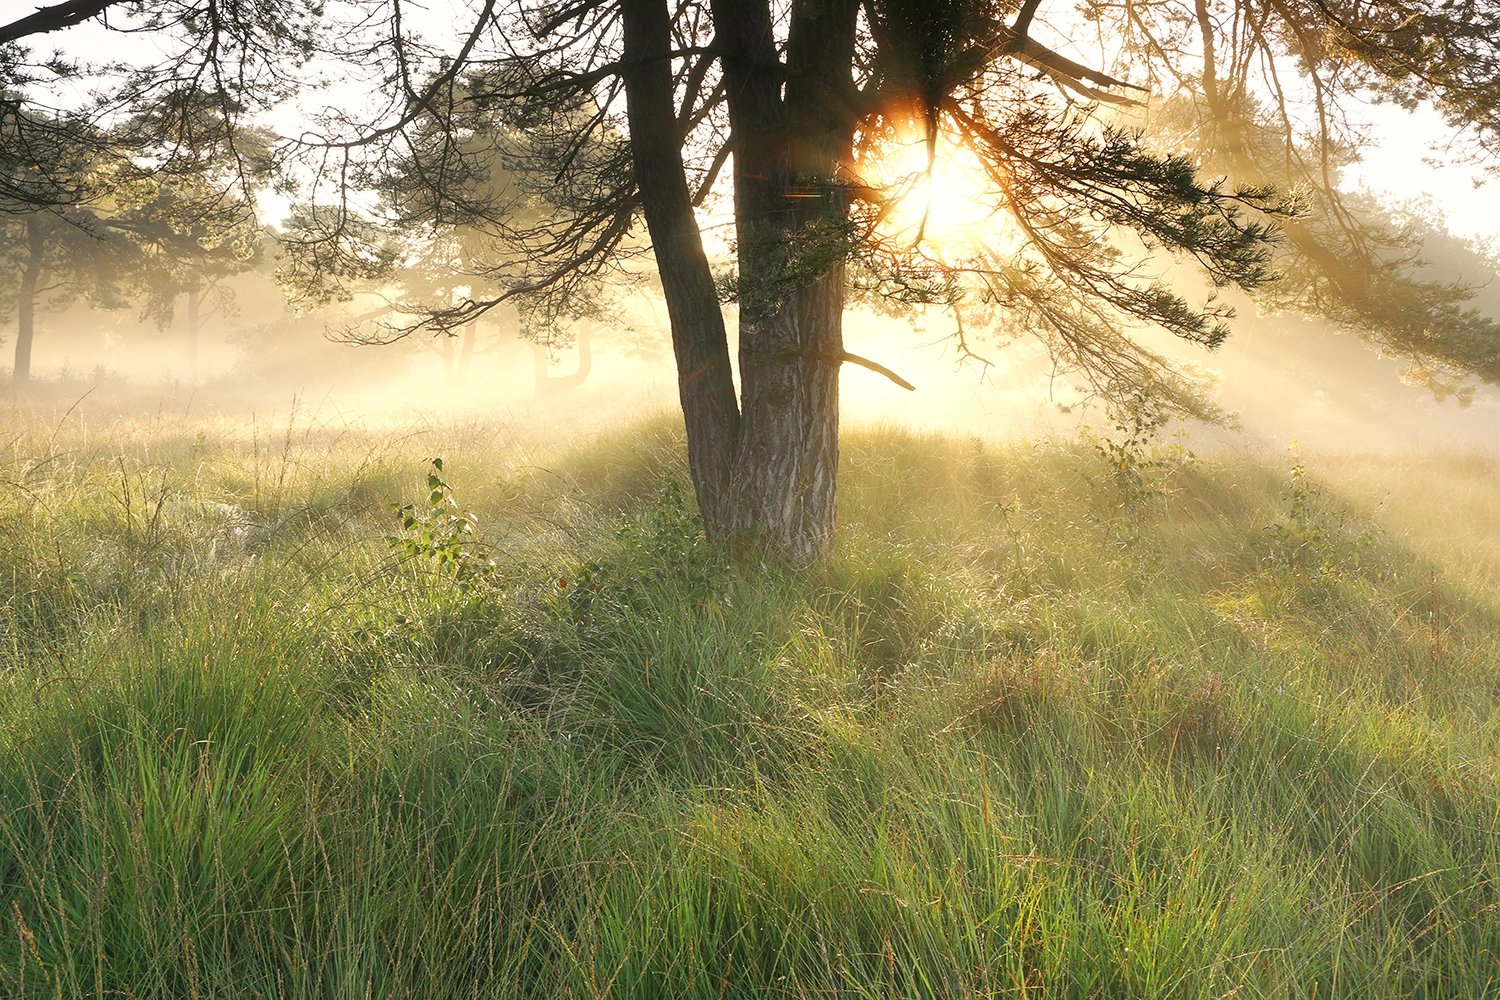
[8,236,1500,458]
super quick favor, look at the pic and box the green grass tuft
[1,404,1497,997]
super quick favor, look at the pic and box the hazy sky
[1344,102,1499,244]
[27,6,1498,246]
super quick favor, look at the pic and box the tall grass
[1,399,1497,997]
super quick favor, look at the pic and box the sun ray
[860,131,1021,263]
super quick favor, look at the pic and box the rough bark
[729,271,846,561]
[714,0,861,562]
[13,215,45,383]
[620,0,742,537]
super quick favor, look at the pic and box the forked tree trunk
[622,0,859,560]
[13,215,44,383]
[718,0,858,561]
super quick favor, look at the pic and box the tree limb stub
[780,348,916,390]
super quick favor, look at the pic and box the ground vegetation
[0,405,1497,996]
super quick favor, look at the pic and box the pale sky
[1343,102,1500,245]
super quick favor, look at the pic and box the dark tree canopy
[4,0,1499,557]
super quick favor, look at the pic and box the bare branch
[0,0,120,44]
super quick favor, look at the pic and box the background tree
[6,0,1499,559]
[2,30,273,383]
[110,140,268,382]
[0,111,148,381]
[1112,0,1500,399]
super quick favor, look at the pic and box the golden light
[861,132,1016,262]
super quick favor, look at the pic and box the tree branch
[0,0,120,45]
[691,138,732,206]
[1009,0,1044,48]
[780,348,916,390]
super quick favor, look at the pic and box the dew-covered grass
[1,398,1497,998]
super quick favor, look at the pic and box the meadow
[1,395,1497,998]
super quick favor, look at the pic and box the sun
[860,133,1014,262]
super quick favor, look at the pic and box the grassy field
[1,397,1497,998]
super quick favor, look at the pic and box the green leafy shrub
[1261,448,1376,581]
[1083,390,1193,514]
[388,458,498,592]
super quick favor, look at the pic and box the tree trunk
[620,0,742,537]
[458,320,476,379]
[729,272,846,561]
[13,215,44,383]
[622,0,859,560]
[715,0,860,561]
[186,284,201,383]
[533,327,594,396]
